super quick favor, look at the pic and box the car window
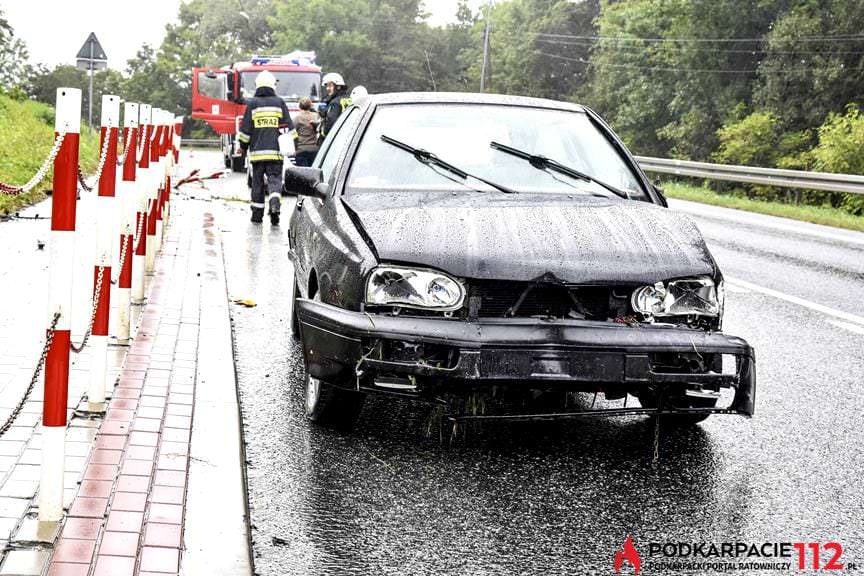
[347,104,646,199]
[315,108,357,183]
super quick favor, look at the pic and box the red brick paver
[47,202,202,576]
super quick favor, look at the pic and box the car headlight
[366,266,465,310]
[631,277,721,317]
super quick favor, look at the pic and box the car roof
[360,92,586,112]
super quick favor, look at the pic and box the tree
[755,0,864,134]
[0,8,31,92]
[27,65,124,128]
[269,0,431,92]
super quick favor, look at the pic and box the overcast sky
[2,0,485,71]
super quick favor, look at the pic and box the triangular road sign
[76,32,107,61]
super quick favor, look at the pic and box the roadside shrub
[810,104,864,215]
[714,111,781,167]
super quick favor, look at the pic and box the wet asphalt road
[186,150,864,575]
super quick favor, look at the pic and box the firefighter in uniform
[238,70,294,225]
[319,72,352,140]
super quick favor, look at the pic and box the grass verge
[0,94,100,216]
[663,181,864,233]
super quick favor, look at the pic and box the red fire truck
[191,52,322,171]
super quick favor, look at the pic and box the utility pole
[480,0,492,92]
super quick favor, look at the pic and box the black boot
[268,196,281,226]
[251,207,264,223]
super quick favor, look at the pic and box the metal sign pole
[88,43,94,131]
[76,33,108,131]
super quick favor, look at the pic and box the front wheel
[303,372,365,431]
[300,290,366,431]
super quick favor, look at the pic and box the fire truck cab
[192,52,322,172]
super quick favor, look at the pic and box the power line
[534,36,864,57]
[535,51,852,75]
[530,31,864,44]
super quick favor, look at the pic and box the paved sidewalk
[0,160,252,575]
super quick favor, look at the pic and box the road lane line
[670,199,864,248]
[726,276,864,328]
[828,320,864,336]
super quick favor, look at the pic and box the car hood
[342,191,716,284]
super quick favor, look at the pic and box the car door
[292,108,358,298]
[191,68,241,134]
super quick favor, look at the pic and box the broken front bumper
[296,299,756,417]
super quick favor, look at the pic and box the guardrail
[635,156,864,196]
[184,138,220,147]
[0,88,183,522]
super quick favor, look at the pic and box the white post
[87,95,120,409]
[116,102,139,342]
[133,104,151,302]
[145,108,160,273]
[154,110,165,254]
[40,87,81,521]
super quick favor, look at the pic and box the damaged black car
[286,93,755,431]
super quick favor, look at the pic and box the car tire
[300,291,366,431]
[231,155,245,173]
[636,388,714,425]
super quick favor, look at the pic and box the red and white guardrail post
[154,110,166,253]
[173,116,183,165]
[88,95,120,408]
[133,104,151,302]
[40,87,81,521]
[146,109,162,271]
[116,102,139,342]
[160,111,172,228]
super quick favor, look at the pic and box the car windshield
[347,104,645,198]
[241,71,320,101]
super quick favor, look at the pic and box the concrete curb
[180,207,253,576]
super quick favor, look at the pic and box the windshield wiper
[381,135,516,194]
[490,141,630,199]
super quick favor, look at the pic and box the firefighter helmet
[350,86,368,100]
[255,70,277,89]
[322,72,346,87]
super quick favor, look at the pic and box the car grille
[467,280,628,320]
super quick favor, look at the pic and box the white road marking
[726,276,864,328]
[828,320,864,336]
[670,199,864,248]
[724,282,751,294]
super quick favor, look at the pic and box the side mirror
[653,183,668,207]
[285,166,327,199]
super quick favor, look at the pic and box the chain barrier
[112,235,130,286]
[116,129,133,167]
[111,213,143,285]
[0,312,61,438]
[77,131,113,193]
[71,265,105,354]
[136,129,147,164]
[0,127,68,196]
